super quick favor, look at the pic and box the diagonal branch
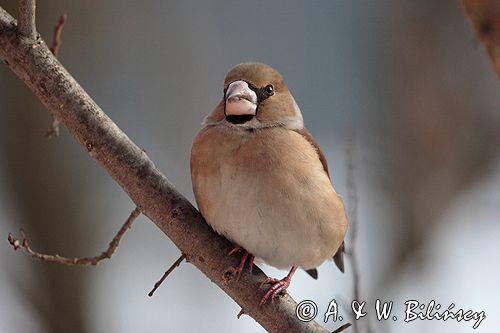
[333,323,352,333]
[148,254,186,297]
[461,0,500,76]
[0,5,334,333]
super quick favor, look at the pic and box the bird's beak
[225,80,257,116]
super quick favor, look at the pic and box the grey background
[1,1,499,332]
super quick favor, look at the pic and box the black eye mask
[250,83,275,104]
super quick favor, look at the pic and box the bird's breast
[191,125,347,269]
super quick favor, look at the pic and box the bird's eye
[265,84,274,95]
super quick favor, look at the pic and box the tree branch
[0,6,334,333]
[332,323,352,333]
[7,207,140,266]
[45,13,67,138]
[345,134,371,333]
[49,14,66,57]
[18,0,36,39]
[345,135,361,333]
[461,0,500,76]
[148,254,186,297]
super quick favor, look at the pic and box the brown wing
[294,127,330,178]
[294,127,346,274]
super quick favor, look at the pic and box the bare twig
[345,133,365,333]
[7,207,141,266]
[332,323,352,333]
[148,254,186,297]
[237,308,246,319]
[461,0,500,76]
[0,5,330,333]
[49,14,66,56]
[17,0,36,39]
[45,114,60,138]
[45,14,67,138]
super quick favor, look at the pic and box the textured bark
[17,0,35,38]
[0,6,330,333]
[462,0,500,76]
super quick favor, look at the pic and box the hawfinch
[190,63,348,305]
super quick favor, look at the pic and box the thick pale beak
[225,80,257,116]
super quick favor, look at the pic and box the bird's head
[204,63,303,130]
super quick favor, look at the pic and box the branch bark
[0,6,332,333]
[45,13,67,138]
[461,0,500,76]
[17,0,36,39]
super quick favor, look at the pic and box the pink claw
[259,266,297,305]
[228,246,255,280]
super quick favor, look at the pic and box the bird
[190,62,348,305]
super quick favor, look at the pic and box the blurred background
[0,1,499,332]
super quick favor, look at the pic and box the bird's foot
[259,266,297,305]
[226,246,255,280]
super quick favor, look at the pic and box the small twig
[148,254,186,297]
[345,133,364,333]
[17,0,36,39]
[45,14,67,138]
[50,14,66,56]
[237,308,246,319]
[332,323,352,333]
[7,207,141,266]
[45,115,60,138]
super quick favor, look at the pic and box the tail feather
[333,241,345,273]
[305,268,318,279]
